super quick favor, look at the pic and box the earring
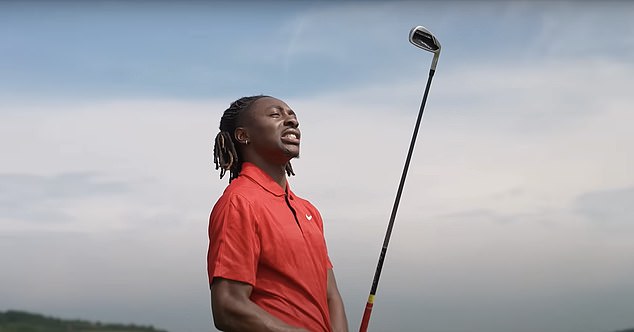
[245,139,249,145]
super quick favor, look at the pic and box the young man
[208,95,348,332]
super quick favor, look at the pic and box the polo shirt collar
[240,162,295,198]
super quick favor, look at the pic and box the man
[207,95,348,332]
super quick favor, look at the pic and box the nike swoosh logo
[306,214,313,221]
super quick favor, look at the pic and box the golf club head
[409,26,441,70]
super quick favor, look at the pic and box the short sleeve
[207,194,260,286]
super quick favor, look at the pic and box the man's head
[213,95,300,181]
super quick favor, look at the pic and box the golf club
[359,25,441,332]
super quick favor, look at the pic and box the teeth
[285,133,298,139]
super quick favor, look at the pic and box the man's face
[241,97,301,163]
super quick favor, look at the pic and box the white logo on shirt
[306,214,313,221]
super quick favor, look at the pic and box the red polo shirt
[207,162,333,332]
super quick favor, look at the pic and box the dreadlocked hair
[213,95,296,182]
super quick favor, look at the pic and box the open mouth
[281,130,300,145]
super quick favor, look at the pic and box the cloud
[0,172,128,223]
[0,172,127,202]
[532,1,634,60]
[0,228,208,332]
[574,186,634,233]
[0,99,227,235]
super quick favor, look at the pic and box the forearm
[328,292,349,332]
[213,297,307,332]
[326,270,349,332]
[211,278,308,332]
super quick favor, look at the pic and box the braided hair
[213,95,295,182]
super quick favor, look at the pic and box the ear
[234,127,249,145]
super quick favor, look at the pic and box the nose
[284,114,299,128]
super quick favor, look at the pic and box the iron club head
[409,26,441,70]
[409,26,441,53]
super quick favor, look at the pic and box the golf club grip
[359,297,374,332]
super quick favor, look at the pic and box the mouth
[281,129,301,145]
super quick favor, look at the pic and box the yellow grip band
[367,294,375,304]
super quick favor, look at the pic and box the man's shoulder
[215,177,264,206]
[211,182,259,222]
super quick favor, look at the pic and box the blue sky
[6,1,630,100]
[1,1,634,332]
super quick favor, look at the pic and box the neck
[244,157,288,191]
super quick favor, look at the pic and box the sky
[1,1,634,331]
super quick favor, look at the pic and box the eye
[270,113,280,118]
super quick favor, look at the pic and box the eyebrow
[269,105,294,113]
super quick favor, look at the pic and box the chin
[284,147,300,159]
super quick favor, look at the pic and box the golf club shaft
[359,68,436,332]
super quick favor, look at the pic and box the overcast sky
[1,1,634,332]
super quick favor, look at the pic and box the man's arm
[211,278,308,332]
[327,269,349,332]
